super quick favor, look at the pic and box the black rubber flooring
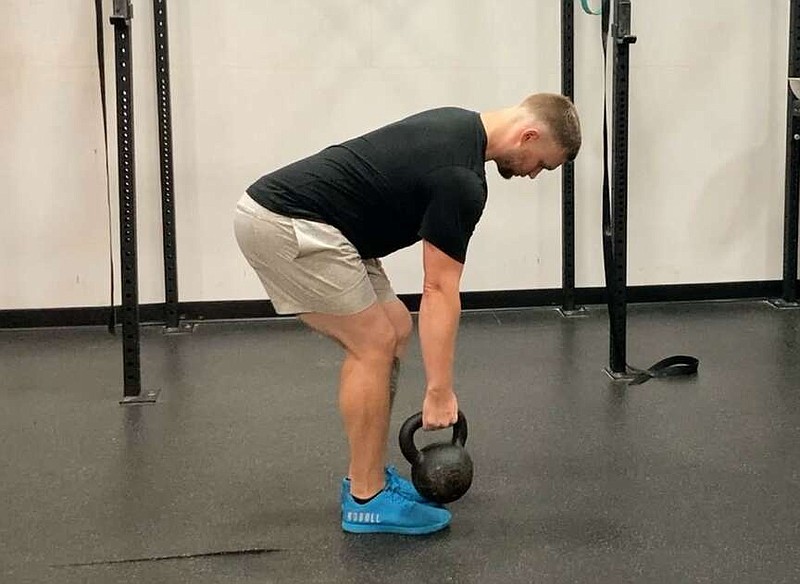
[1,300,798,583]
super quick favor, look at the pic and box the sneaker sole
[341,493,443,509]
[341,519,451,535]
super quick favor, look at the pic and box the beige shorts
[233,193,398,315]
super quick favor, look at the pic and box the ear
[520,127,541,143]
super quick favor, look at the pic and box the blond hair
[520,93,582,161]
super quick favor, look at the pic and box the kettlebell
[398,410,473,504]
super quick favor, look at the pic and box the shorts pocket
[291,218,347,259]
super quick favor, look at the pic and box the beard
[495,155,519,179]
[497,164,514,179]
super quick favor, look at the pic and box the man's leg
[300,303,397,499]
[373,298,444,505]
[378,300,413,409]
[234,202,449,532]
[364,258,412,408]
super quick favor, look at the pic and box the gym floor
[1,300,798,583]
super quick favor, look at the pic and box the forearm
[418,285,461,395]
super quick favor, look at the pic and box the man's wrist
[425,384,454,397]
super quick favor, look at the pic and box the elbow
[422,279,444,295]
[422,277,459,297]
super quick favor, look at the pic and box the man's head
[486,93,582,180]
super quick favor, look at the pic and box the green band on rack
[580,0,602,15]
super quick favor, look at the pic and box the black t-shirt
[246,107,488,263]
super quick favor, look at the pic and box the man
[234,93,581,535]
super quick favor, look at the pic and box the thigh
[300,303,395,358]
[379,299,413,342]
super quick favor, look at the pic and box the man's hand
[422,390,458,430]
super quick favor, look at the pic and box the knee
[394,308,413,348]
[362,317,398,363]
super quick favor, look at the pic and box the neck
[480,108,520,161]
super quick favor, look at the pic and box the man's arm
[418,239,463,430]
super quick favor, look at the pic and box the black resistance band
[94,0,117,334]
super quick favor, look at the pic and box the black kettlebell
[398,410,473,504]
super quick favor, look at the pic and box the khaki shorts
[233,193,398,315]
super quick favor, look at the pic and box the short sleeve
[418,167,487,264]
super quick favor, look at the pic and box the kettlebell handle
[398,410,469,465]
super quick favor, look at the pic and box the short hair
[520,93,582,161]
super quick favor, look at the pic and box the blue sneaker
[341,466,440,507]
[341,485,451,535]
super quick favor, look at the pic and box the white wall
[0,0,793,310]
[1,2,111,309]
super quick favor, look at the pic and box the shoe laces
[383,481,415,507]
[385,465,408,486]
